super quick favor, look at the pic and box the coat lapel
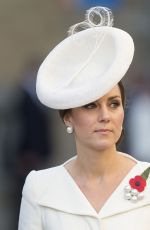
[38,165,98,217]
[37,161,150,218]
[99,161,150,218]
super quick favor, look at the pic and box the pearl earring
[66,126,73,134]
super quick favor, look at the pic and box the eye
[110,100,121,108]
[83,102,97,109]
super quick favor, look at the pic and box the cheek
[73,117,92,129]
[115,110,124,127]
[71,113,94,130]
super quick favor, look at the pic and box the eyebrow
[108,96,121,100]
[93,96,121,104]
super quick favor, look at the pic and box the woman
[18,6,150,230]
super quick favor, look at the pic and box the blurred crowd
[0,0,150,230]
[0,60,52,230]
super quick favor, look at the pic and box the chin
[92,141,115,151]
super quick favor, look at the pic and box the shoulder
[22,165,63,202]
[119,152,150,168]
[137,159,150,170]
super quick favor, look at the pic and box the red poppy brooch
[124,166,150,202]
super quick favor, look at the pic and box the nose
[97,106,110,123]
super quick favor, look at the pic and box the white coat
[18,154,150,230]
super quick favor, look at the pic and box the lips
[95,129,112,133]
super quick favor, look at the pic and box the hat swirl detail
[68,6,114,36]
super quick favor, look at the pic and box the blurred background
[0,0,150,229]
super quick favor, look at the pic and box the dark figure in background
[16,58,51,192]
[17,88,50,189]
[14,60,51,230]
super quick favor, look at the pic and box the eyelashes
[110,101,121,108]
[83,100,121,110]
[83,103,96,109]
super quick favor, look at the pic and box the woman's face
[64,85,124,151]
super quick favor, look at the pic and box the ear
[63,111,72,126]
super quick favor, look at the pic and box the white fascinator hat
[36,6,134,109]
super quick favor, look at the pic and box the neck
[74,144,120,179]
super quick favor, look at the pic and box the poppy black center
[135,181,141,186]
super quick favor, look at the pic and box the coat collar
[37,161,150,218]
[99,161,150,218]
